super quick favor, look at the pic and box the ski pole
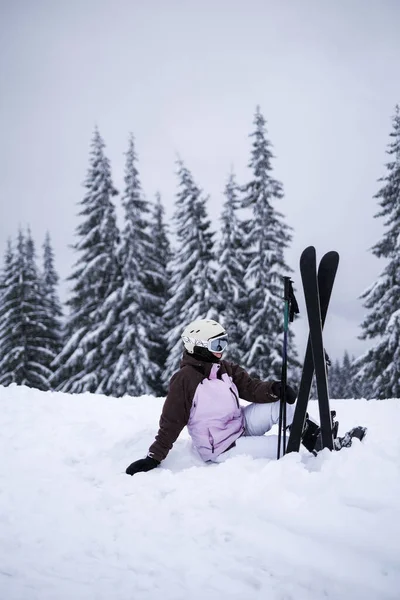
[277,277,299,459]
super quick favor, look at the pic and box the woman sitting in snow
[126,319,366,475]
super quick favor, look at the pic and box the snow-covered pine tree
[329,351,358,399]
[356,105,400,399]
[216,171,247,365]
[104,134,159,397]
[347,354,363,399]
[341,351,359,398]
[41,232,63,383]
[146,193,171,395]
[0,239,13,301]
[162,161,220,384]
[25,229,57,388]
[328,359,343,399]
[241,107,297,380]
[0,239,15,383]
[52,128,121,393]
[0,229,52,390]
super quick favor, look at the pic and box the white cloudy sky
[1,0,399,363]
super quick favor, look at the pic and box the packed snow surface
[1,385,400,600]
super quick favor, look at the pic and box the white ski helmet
[181,319,228,354]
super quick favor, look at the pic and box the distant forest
[0,105,399,399]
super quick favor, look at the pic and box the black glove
[126,456,160,476]
[272,381,297,404]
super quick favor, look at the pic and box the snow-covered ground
[0,385,399,600]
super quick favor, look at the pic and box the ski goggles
[182,334,229,353]
[208,335,228,353]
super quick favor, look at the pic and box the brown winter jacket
[148,352,278,463]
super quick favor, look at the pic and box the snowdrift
[0,384,399,600]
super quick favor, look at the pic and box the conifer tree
[146,193,171,395]
[0,230,52,389]
[241,107,297,380]
[0,239,13,301]
[216,171,247,364]
[356,106,400,399]
[341,351,354,398]
[105,133,159,397]
[0,239,15,382]
[41,232,63,379]
[163,161,219,384]
[347,354,363,399]
[328,359,343,399]
[329,351,357,399]
[52,128,121,393]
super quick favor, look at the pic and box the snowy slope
[0,385,399,600]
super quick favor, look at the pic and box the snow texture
[0,385,399,600]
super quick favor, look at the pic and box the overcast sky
[1,0,400,363]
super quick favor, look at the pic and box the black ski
[301,246,335,449]
[286,248,339,453]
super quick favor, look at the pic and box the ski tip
[323,250,340,261]
[300,246,317,266]
[301,248,340,270]
[301,246,316,258]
